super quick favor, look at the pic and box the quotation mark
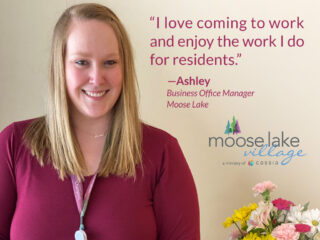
[234,53,242,65]
[150,16,155,21]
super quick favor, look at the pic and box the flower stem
[234,223,244,237]
[283,211,289,222]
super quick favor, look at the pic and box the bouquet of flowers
[223,181,320,240]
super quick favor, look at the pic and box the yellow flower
[223,216,234,228]
[249,202,258,211]
[231,203,258,227]
[261,234,276,240]
[243,232,261,240]
[242,233,275,240]
[233,207,249,221]
[223,203,258,230]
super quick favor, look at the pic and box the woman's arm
[0,124,17,239]
[153,137,200,240]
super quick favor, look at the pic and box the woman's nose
[89,65,105,85]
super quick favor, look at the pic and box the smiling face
[65,19,122,121]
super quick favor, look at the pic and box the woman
[0,3,200,240]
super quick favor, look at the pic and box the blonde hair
[23,3,142,180]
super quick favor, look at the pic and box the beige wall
[1,0,319,239]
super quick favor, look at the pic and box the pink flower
[272,198,295,210]
[272,223,300,240]
[295,224,311,233]
[252,181,277,196]
[247,201,273,231]
[229,229,245,240]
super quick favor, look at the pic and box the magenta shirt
[0,119,200,240]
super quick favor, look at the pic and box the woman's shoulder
[141,122,183,160]
[0,118,42,169]
[0,117,43,143]
[141,122,178,146]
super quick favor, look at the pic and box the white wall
[1,0,319,238]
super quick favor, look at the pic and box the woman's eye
[75,60,88,66]
[104,60,117,66]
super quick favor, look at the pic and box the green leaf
[241,225,248,231]
[249,228,265,235]
[302,202,310,211]
[261,190,270,202]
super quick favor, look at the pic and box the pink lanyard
[71,174,97,231]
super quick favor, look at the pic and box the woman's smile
[82,89,109,98]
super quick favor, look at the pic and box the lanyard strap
[71,174,97,230]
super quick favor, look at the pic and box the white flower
[247,201,273,231]
[287,204,304,224]
[302,208,320,235]
[314,233,320,240]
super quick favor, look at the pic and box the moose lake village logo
[209,117,306,166]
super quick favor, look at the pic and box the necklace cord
[71,174,97,232]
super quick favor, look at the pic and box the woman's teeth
[83,90,107,97]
